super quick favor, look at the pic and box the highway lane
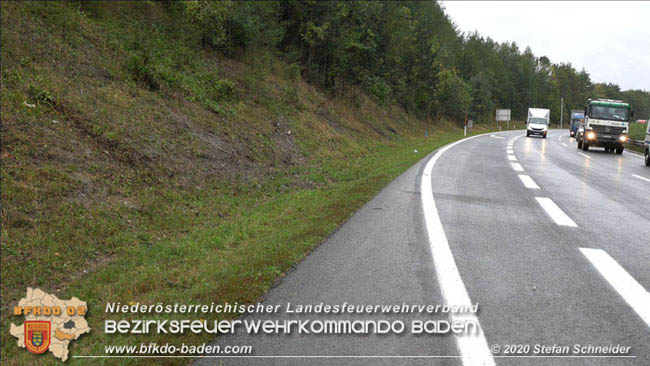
[530,131,650,222]
[434,129,649,365]
[196,129,649,366]
[520,130,650,287]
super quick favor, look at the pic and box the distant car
[645,122,650,166]
[637,119,648,124]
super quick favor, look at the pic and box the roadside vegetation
[625,122,647,153]
[1,2,648,365]
[629,122,647,141]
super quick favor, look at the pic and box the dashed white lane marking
[489,134,505,139]
[535,197,578,227]
[507,155,517,161]
[632,174,650,183]
[422,136,496,366]
[562,143,568,147]
[580,248,650,328]
[511,163,524,172]
[578,152,591,159]
[506,149,514,154]
[518,175,540,189]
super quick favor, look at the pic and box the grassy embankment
[626,122,647,153]
[1,2,495,365]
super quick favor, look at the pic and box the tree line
[152,1,650,123]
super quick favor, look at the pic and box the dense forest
[84,0,649,123]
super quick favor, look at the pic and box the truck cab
[577,99,632,154]
[569,110,584,137]
[526,108,550,138]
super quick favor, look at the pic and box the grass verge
[626,122,647,153]
[2,126,493,366]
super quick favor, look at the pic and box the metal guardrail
[629,139,645,147]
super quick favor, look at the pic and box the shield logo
[25,320,51,354]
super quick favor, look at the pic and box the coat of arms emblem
[25,320,51,354]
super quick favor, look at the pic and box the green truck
[577,99,633,154]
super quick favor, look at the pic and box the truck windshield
[529,118,547,124]
[591,106,629,121]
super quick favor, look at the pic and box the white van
[526,108,550,138]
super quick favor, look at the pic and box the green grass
[628,122,647,141]
[1,2,497,364]
[2,128,491,366]
[625,122,647,153]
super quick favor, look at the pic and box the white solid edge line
[421,134,496,366]
[580,248,650,328]
[507,154,517,161]
[535,197,577,227]
[511,163,524,172]
[518,175,540,189]
[626,151,645,160]
[578,152,590,159]
[632,174,650,183]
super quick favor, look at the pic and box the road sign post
[496,109,511,131]
[464,115,467,137]
[560,98,564,130]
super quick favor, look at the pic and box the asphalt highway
[196,129,650,366]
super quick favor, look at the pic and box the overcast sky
[441,1,650,91]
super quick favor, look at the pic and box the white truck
[577,99,632,154]
[525,108,550,138]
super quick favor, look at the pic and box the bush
[125,53,160,91]
[366,76,391,105]
[212,79,236,102]
[27,84,56,107]
[184,1,232,50]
